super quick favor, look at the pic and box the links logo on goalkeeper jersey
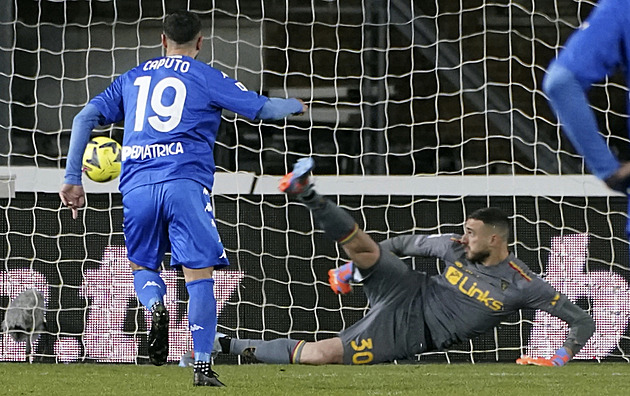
[446,266,464,285]
[446,267,504,311]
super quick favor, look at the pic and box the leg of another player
[183,266,225,387]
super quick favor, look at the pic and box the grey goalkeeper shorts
[338,248,429,364]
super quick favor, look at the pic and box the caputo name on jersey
[446,266,504,311]
[143,57,190,73]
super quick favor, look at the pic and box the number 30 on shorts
[351,338,374,364]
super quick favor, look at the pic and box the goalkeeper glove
[328,262,354,295]
[516,347,571,367]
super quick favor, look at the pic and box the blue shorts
[122,179,229,271]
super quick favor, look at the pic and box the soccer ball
[82,136,122,182]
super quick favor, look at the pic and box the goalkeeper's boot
[328,262,353,295]
[211,332,230,359]
[148,301,169,366]
[279,157,315,195]
[193,361,226,387]
[241,347,262,364]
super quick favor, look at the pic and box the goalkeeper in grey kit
[213,158,595,366]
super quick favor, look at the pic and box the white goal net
[1,0,629,364]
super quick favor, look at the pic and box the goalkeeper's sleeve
[518,298,595,367]
[554,297,596,356]
[64,104,105,185]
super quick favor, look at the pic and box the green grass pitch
[0,362,628,395]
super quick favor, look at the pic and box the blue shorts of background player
[124,178,228,367]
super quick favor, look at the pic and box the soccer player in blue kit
[211,158,595,367]
[59,10,306,386]
[543,0,630,196]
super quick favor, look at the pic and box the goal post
[2,0,630,364]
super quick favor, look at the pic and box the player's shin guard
[132,269,166,309]
[186,278,217,363]
[299,192,359,244]
[228,338,306,364]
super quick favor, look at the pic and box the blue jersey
[544,0,630,180]
[554,0,630,89]
[89,55,268,194]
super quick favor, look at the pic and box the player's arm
[516,281,595,367]
[544,65,619,182]
[543,0,624,185]
[551,297,595,360]
[61,76,124,218]
[208,70,307,120]
[379,234,456,260]
[255,97,307,121]
[60,103,105,219]
[63,104,104,186]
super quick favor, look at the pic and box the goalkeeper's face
[462,219,493,263]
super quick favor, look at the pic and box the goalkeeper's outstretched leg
[279,158,381,272]
[214,333,344,364]
[214,242,430,365]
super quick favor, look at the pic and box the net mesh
[1,0,629,364]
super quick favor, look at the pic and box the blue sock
[186,278,217,363]
[132,270,166,310]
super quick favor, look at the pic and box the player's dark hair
[467,207,510,240]
[163,10,202,44]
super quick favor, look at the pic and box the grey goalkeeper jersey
[379,234,591,351]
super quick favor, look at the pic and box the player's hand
[604,162,630,193]
[59,184,85,219]
[516,347,571,367]
[294,99,308,115]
